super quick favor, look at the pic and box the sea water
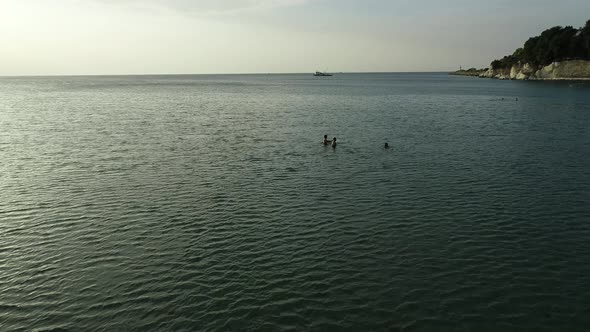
[1,73,590,331]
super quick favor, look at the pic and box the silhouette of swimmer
[331,137,337,148]
[322,134,329,145]
[384,143,389,149]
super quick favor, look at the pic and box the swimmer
[331,137,337,148]
[322,134,329,145]
[384,143,389,149]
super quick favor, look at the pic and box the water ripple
[1,74,590,331]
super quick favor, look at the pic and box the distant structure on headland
[313,71,333,77]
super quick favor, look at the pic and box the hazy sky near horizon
[1,0,590,75]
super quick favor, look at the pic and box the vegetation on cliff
[491,19,590,70]
[449,67,487,76]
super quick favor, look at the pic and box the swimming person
[322,134,329,145]
[331,137,337,148]
[384,143,389,149]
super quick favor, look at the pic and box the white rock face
[480,68,495,78]
[535,63,555,79]
[522,63,534,75]
[483,60,590,80]
[510,66,519,79]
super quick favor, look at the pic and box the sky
[1,0,589,75]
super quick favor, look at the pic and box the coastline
[450,60,590,81]
[450,74,590,81]
[449,69,487,77]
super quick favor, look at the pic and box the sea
[1,73,589,331]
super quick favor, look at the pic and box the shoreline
[451,60,590,81]
[449,69,486,77]
[449,73,590,81]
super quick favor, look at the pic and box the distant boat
[313,71,333,77]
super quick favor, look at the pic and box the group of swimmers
[322,134,389,149]
[322,135,337,148]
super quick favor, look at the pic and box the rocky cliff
[480,60,590,80]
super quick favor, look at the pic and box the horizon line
[0,70,456,78]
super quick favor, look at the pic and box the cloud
[95,0,309,15]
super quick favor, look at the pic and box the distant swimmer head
[384,143,389,148]
[322,134,329,145]
[332,137,337,147]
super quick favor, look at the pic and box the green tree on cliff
[494,19,590,68]
[522,36,540,64]
[583,20,590,57]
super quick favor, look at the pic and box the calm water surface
[1,73,590,331]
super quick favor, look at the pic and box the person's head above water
[324,134,328,139]
[384,143,389,148]
[332,137,336,142]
